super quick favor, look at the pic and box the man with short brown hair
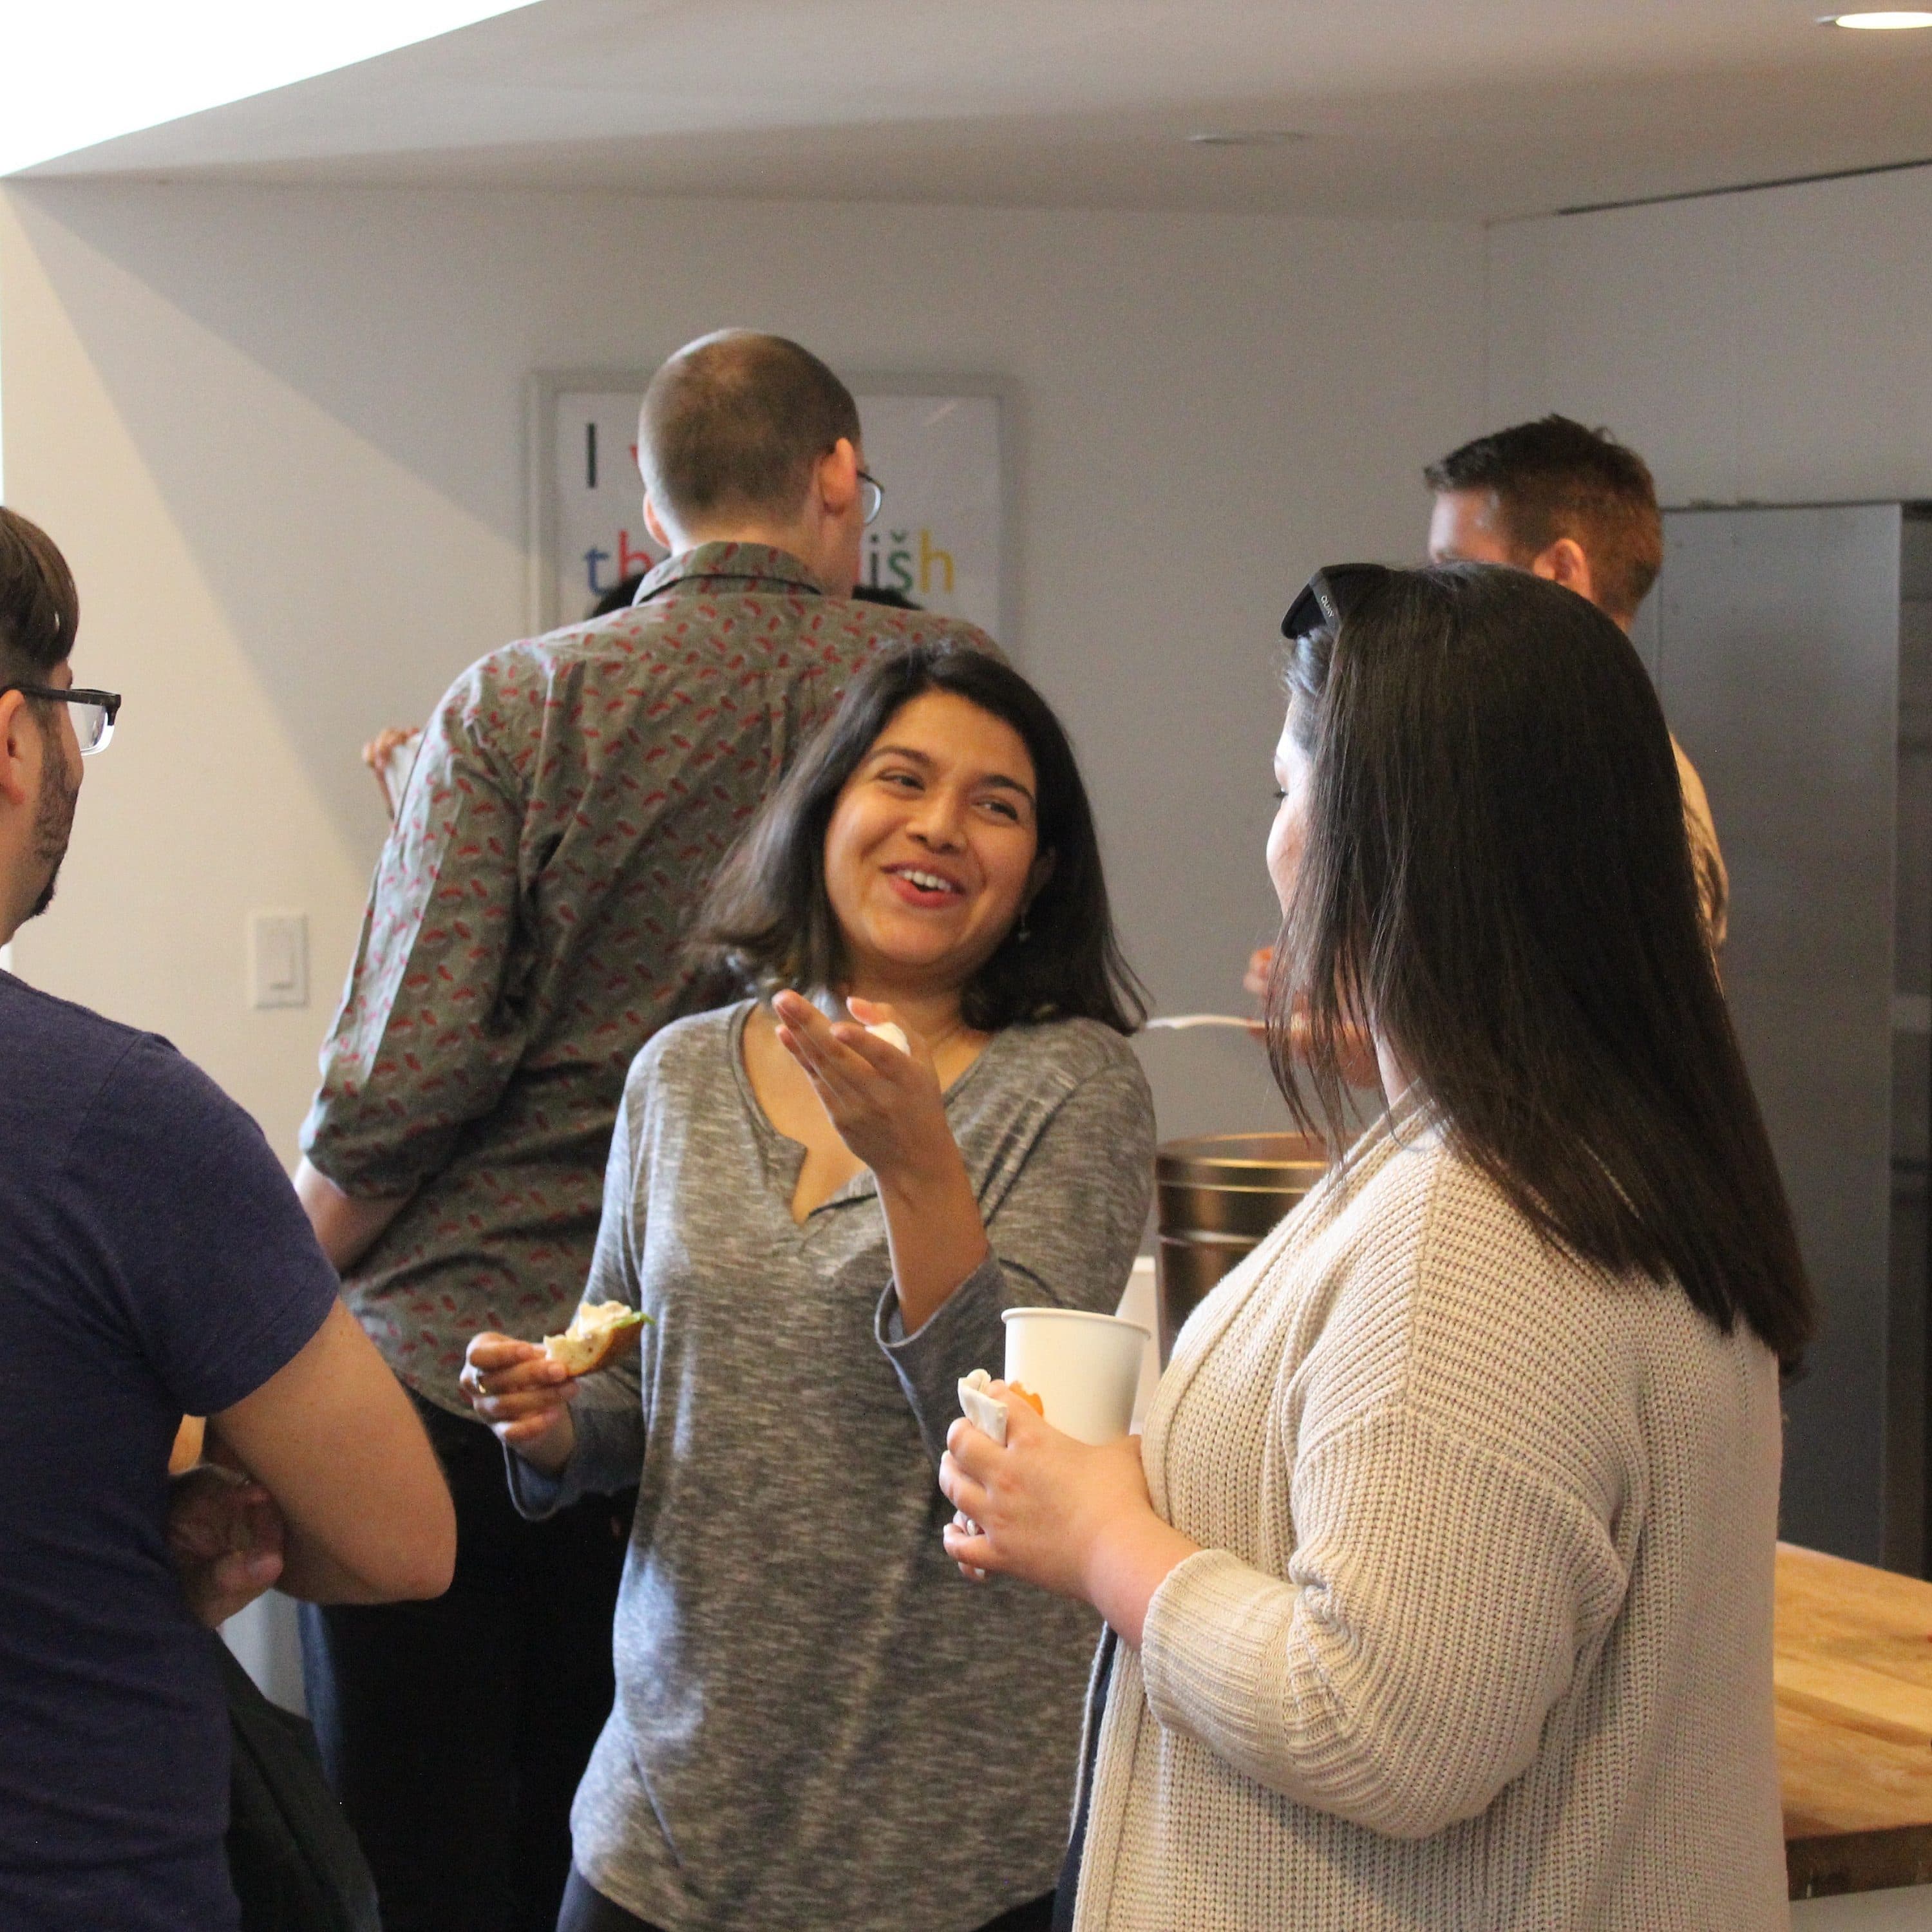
[1245,419,1724,1021]
[0,506,453,1932]
[638,327,864,535]
[294,330,998,1932]
[1425,415,1727,950]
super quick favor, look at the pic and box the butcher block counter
[1779,1542,1932,1899]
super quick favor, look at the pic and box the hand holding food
[951,1372,1045,1584]
[940,1385,1193,1638]
[941,1382,1140,1598]
[1247,962,1385,1088]
[461,1330,581,1473]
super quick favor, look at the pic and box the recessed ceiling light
[1187,130,1307,148]
[1821,10,1932,26]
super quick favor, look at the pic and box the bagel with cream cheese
[542,1301,649,1376]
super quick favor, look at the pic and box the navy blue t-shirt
[0,971,340,1931]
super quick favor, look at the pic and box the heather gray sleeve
[507,1070,649,1517]
[876,1052,1155,1465]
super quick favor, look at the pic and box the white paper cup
[1001,1307,1151,1445]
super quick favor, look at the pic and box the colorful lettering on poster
[580,521,960,605]
[584,529,663,596]
[864,529,955,598]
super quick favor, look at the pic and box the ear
[1024,846,1057,906]
[642,493,674,553]
[0,690,36,810]
[1533,536,1595,606]
[815,437,860,518]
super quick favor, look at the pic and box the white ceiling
[20,0,1932,221]
[0,1,538,178]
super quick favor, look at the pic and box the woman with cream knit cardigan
[942,562,1814,1932]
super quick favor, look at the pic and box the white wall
[0,180,1485,1155]
[1485,164,1932,504]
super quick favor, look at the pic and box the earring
[1016,910,1032,944]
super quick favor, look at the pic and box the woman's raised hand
[770,989,953,1184]
[460,1332,578,1476]
[770,987,994,1333]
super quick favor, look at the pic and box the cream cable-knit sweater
[1073,1105,1788,1931]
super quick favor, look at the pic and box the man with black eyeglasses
[0,665,113,927]
[0,504,459,1932]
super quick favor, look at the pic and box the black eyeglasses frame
[1,683,123,754]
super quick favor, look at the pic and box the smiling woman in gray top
[462,643,1155,1932]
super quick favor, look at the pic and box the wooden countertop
[1778,1541,1932,1898]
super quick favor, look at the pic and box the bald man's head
[640,331,861,532]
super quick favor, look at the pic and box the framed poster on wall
[527,372,1015,645]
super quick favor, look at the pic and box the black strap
[221,1643,381,1932]
[1052,1627,1117,1932]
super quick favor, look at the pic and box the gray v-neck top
[509,1000,1155,1932]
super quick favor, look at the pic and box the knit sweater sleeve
[1138,1402,1627,1839]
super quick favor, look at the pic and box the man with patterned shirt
[292,330,998,1932]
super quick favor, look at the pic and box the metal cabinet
[1647,504,1931,1571]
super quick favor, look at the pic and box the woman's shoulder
[1328,1126,1634,1340]
[947,1018,1151,1180]
[990,1013,1148,1095]
[1314,1127,1689,1490]
[623,1000,750,1101]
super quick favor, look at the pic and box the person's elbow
[389,1492,457,1600]
[361,1461,457,1601]
[1290,1717,1533,1842]
[1337,1766,1514,1842]
[390,1461,458,1600]
[414,1468,458,1595]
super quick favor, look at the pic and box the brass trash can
[1155,1133,1328,1363]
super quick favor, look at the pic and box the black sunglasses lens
[1281,583,1325,639]
[1280,562,1389,639]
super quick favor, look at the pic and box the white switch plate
[249,912,308,1009]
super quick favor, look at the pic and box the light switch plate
[249,912,308,1009]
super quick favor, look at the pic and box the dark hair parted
[1425,415,1663,624]
[639,330,861,529]
[0,507,78,686]
[689,642,1146,1036]
[1271,564,1812,1369]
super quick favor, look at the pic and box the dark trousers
[558,1867,1056,1932]
[301,1396,630,1932]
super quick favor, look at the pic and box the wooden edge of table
[1777,1542,1932,1899]
[1788,1823,1932,1900]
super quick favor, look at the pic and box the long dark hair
[1272,563,1812,1369]
[688,641,1146,1034]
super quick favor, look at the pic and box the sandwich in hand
[542,1302,649,1377]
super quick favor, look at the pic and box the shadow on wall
[7,182,562,864]
[4,176,1488,1149]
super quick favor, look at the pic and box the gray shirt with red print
[300,542,997,1414]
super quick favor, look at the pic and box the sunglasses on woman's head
[1280,563,1394,641]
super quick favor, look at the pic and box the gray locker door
[1658,504,1901,1565]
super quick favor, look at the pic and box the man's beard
[26,737,79,921]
